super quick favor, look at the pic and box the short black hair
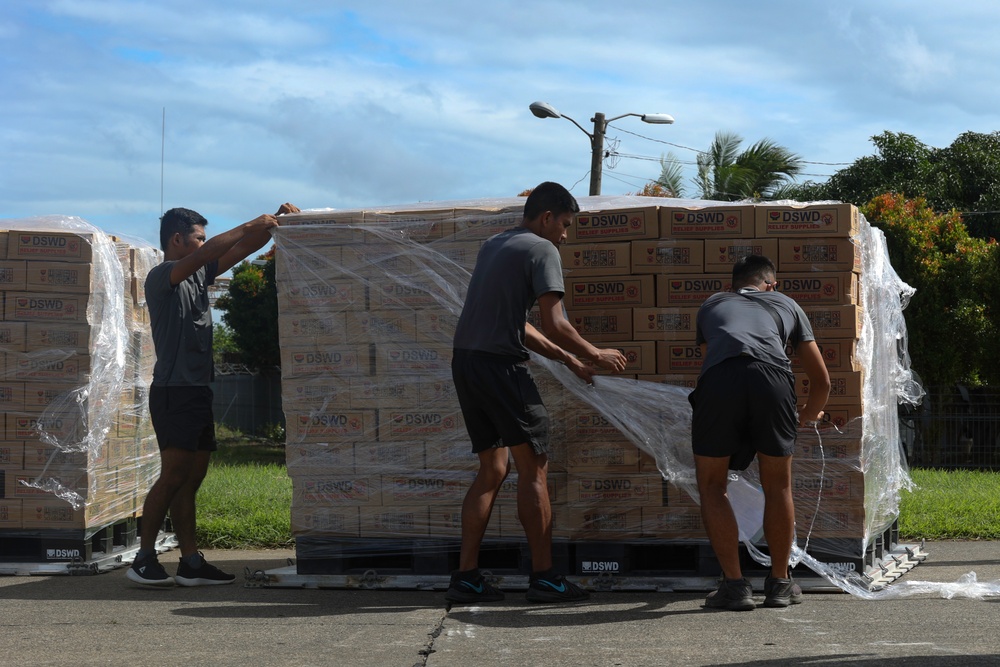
[732,254,776,289]
[523,181,580,221]
[159,207,208,251]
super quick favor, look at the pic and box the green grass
[194,428,1000,548]
[194,425,293,549]
[899,468,1000,540]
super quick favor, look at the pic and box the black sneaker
[445,569,505,603]
[705,577,755,611]
[763,574,803,607]
[175,553,236,586]
[127,553,175,587]
[526,571,589,603]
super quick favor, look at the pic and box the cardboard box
[348,377,427,409]
[279,211,366,232]
[373,343,451,376]
[6,413,84,442]
[703,238,778,273]
[565,308,633,342]
[428,241,482,271]
[641,507,706,539]
[291,472,381,506]
[0,442,23,467]
[379,408,466,442]
[775,272,859,305]
[368,277,449,310]
[362,210,456,243]
[791,464,865,501]
[560,242,631,276]
[0,260,26,290]
[279,314,348,345]
[21,499,88,529]
[358,506,430,537]
[802,305,863,339]
[291,505,360,537]
[788,338,859,372]
[598,341,656,375]
[566,473,664,506]
[0,383,25,411]
[274,244,343,280]
[344,310,417,343]
[633,307,698,341]
[564,275,655,309]
[23,322,93,352]
[795,435,862,462]
[280,345,371,378]
[284,409,377,443]
[755,203,859,238]
[281,377,352,407]
[284,442,355,472]
[562,507,643,539]
[565,442,641,472]
[630,239,704,274]
[660,204,755,238]
[340,244,420,277]
[656,341,704,374]
[560,406,630,442]
[778,238,862,273]
[380,472,471,505]
[0,498,21,529]
[452,207,522,241]
[354,441,426,471]
[794,503,866,538]
[655,274,730,306]
[22,442,89,469]
[277,278,366,313]
[4,292,90,322]
[413,310,458,344]
[817,403,864,431]
[7,231,95,262]
[25,262,92,292]
[430,504,500,538]
[567,206,659,243]
[423,440,478,471]
[0,321,27,352]
[7,353,90,382]
[796,371,863,406]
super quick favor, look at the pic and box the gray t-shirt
[453,227,564,359]
[146,260,219,386]
[695,288,815,376]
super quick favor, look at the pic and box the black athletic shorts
[689,356,797,467]
[148,385,218,452]
[451,349,549,455]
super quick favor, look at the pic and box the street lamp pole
[529,102,675,196]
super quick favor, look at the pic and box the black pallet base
[295,520,904,581]
[0,515,139,564]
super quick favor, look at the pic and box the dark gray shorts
[149,385,218,452]
[451,349,549,455]
[689,356,797,468]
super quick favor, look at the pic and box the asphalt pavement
[2,540,1000,666]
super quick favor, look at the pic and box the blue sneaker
[526,570,589,603]
[445,569,504,603]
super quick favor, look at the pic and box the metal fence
[210,367,284,437]
[901,385,1000,469]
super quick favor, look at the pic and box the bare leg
[695,454,742,579]
[168,450,211,557]
[457,448,510,571]
[137,448,198,552]
[509,444,551,573]
[758,452,795,579]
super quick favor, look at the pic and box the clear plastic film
[273,197,938,595]
[0,216,160,539]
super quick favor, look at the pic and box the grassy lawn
[193,427,1000,548]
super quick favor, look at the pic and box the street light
[529,101,675,196]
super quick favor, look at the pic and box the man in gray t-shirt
[691,254,831,611]
[128,203,298,588]
[446,182,627,605]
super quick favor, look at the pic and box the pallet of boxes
[272,198,901,585]
[0,220,160,573]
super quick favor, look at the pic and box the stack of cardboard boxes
[274,198,873,568]
[0,223,159,557]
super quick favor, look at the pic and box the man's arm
[169,214,277,286]
[525,322,595,383]
[216,203,300,275]
[536,292,627,372]
[795,340,831,426]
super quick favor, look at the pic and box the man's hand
[565,356,596,384]
[248,214,279,233]
[593,348,628,372]
[276,202,300,216]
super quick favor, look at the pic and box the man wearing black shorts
[127,203,298,586]
[446,182,628,604]
[691,254,830,610]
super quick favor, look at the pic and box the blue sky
[3,1,1000,247]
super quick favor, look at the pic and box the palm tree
[656,131,805,201]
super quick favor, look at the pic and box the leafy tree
[653,152,686,197]
[214,248,280,370]
[864,193,1000,386]
[655,131,804,201]
[212,322,241,365]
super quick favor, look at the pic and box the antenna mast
[160,107,165,216]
